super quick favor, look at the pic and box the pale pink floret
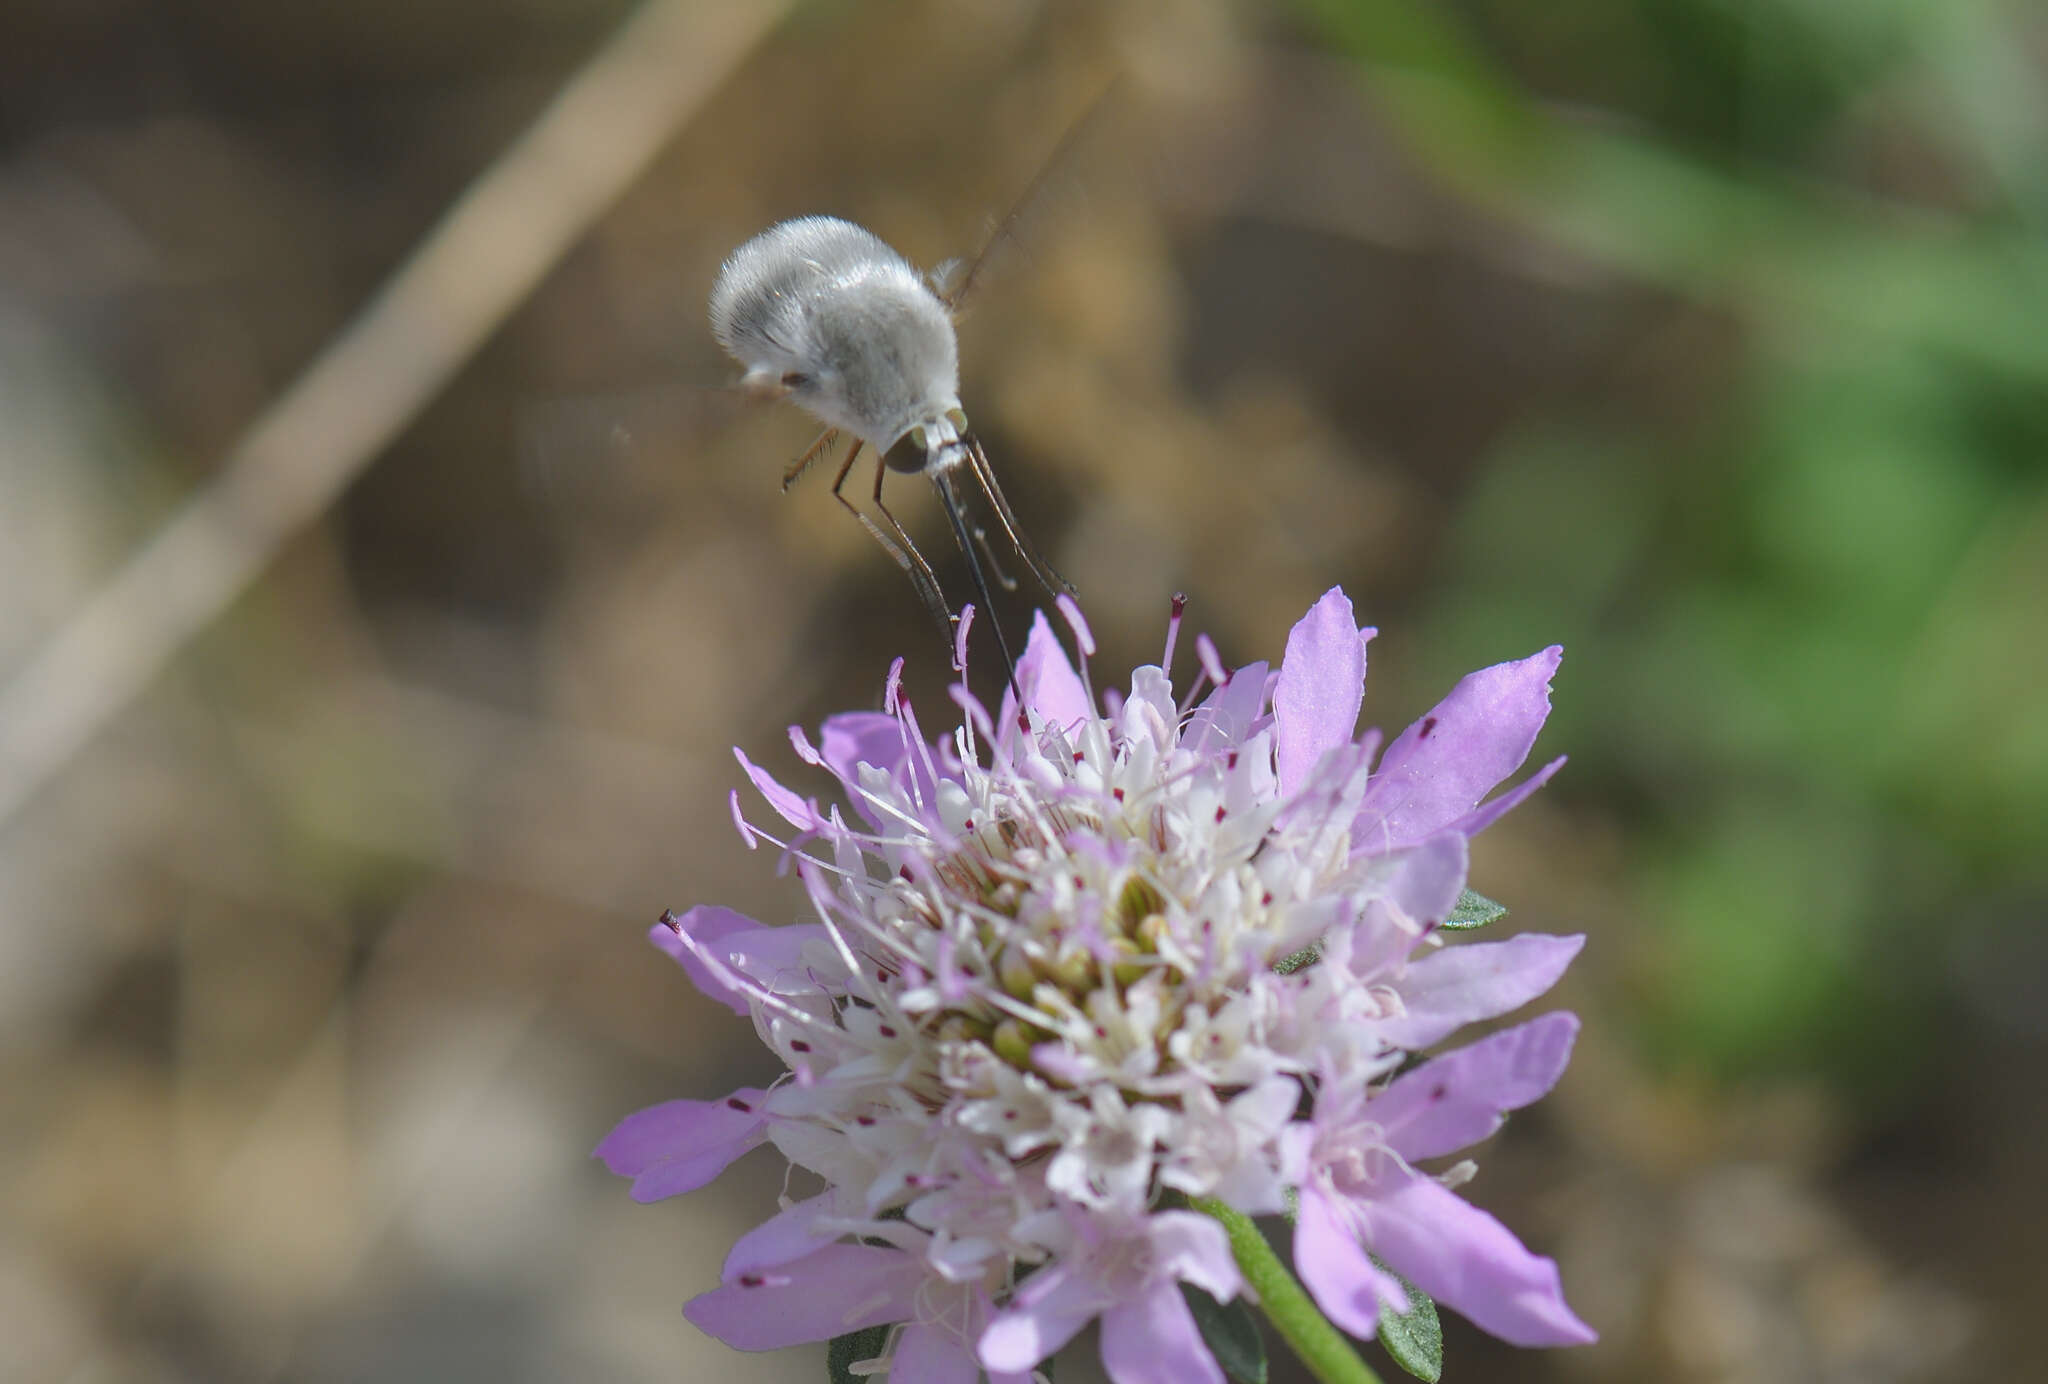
[687,1233,1041,1383]
[594,1087,768,1203]
[1376,932,1587,1050]
[683,1243,925,1349]
[980,1211,1242,1384]
[1352,643,1567,852]
[647,905,833,1016]
[1294,1013,1596,1347]
[1272,586,1375,797]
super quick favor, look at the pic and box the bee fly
[709,212,1074,682]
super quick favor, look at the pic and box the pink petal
[649,908,831,1015]
[722,1191,840,1281]
[1354,647,1562,852]
[892,1323,979,1384]
[594,1088,768,1202]
[1365,1169,1596,1347]
[1380,831,1469,925]
[998,610,1091,750]
[649,910,755,1015]
[1099,1280,1223,1384]
[727,926,836,994]
[1445,755,1565,837]
[979,1268,1102,1374]
[1055,593,1097,656]
[1373,1012,1581,1161]
[1182,659,1270,757]
[1343,832,1470,979]
[1147,1210,1242,1303]
[820,710,957,824]
[821,710,912,785]
[1294,1187,1408,1341]
[1379,933,1585,1049]
[683,1243,923,1350]
[734,746,824,833]
[1274,587,1373,798]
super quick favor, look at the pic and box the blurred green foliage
[1303,0,2048,1086]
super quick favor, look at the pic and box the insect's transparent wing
[513,380,752,504]
[935,74,1142,319]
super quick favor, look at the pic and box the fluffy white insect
[709,215,1068,671]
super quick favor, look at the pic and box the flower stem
[1191,1197,1384,1384]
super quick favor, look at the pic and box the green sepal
[1370,1255,1442,1382]
[1275,945,1320,974]
[1183,1284,1268,1384]
[825,1325,892,1384]
[1440,889,1506,931]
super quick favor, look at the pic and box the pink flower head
[600,587,1591,1378]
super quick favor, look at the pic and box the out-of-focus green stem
[1191,1197,1384,1384]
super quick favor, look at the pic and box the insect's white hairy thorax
[709,216,962,455]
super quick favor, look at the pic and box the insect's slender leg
[823,438,943,630]
[964,436,1075,596]
[866,452,957,649]
[829,436,864,496]
[832,443,955,653]
[932,465,1021,694]
[865,448,952,605]
[782,427,840,492]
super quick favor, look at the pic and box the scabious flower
[599,588,1594,1382]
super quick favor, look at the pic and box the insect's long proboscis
[932,465,1021,696]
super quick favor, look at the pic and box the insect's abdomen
[709,216,959,447]
[709,217,888,358]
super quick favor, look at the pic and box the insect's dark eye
[883,428,927,474]
[780,371,811,390]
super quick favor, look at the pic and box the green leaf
[1371,1256,1443,1383]
[825,1325,892,1384]
[1440,889,1506,931]
[1182,1284,1267,1384]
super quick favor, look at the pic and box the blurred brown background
[3,0,2044,1381]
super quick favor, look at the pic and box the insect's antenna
[964,435,1075,598]
[932,465,1021,695]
